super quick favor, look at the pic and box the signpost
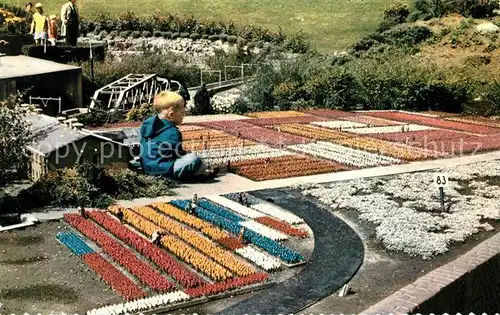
[433,173,449,212]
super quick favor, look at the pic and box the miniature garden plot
[55,195,311,315]
[182,114,251,124]
[228,155,350,181]
[444,116,500,128]
[246,111,308,118]
[268,124,356,141]
[181,129,255,151]
[339,115,406,126]
[311,120,367,129]
[288,141,401,167]
[245,115,326,126]
[367,111,500,135]
[345,124,435,134]
[302,109,356,118]
[197,145,294,165]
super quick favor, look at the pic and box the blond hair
[153,91,185,113]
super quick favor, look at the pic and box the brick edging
[360,232,500,315]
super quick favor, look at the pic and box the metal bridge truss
[89,74,177,110]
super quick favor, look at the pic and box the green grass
[6,0,409,52]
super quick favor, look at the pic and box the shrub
[384,2,410,23]
[180,32,190,38]
[77,109,122,127]
[480,80,500,115]
[126,103,155,121]
[381,25,432,46]
[283,30,311,53]
[120,30,130,38]
[201,34,209,39]
[237,37,247,46]
[131,31,141,38]
[171,32,180,39]
[153,30,162,37]
[141,30,152,38]
[189,32,201,40]
[256,41,264,48]
[163,31,172,38]
[208,34,219,41]
[413,0,499,19]
[227,35,238,43]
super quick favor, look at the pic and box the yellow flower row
[333,137,433,161]
[108,206,232,281]
[152,202,229,240]
[134,206,256,277]
[247,111,307,118]
[272,124,354,141]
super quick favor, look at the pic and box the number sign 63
[433,173,449,188]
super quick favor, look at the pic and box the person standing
[47,15,58,46]
[24,2,34,32]
[61,0,79,46]
[30,3,48,46]
[193,83,214,115]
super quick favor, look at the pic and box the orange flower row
[108,206,232,281]
[247,111,307,118]
[151,203,229,240]
[182,129,229,141]
[270,124,354,141]
[231,155,349,181]
[133,206,256,277]
[183,138,255,151]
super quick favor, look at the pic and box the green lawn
[6,0,409,52]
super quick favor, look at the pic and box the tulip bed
[205,195,263,219]
[332,137,444,161]
[179,125,206,132]
[247,111,308,118]
[88,121,141,130]
[197,200,245,222]
[367,111,500,135]
[65,214,175,292]
[228,155,350,181]
[87,210,206,288]
[346,124,434,134]
[130,205,256,277]
[185,273,269,298]
[184,138,255,152]
[82,253,147,301]
[56,231,94,255]
[245,115,325,126]
[240,220,289,241]
[444,116,500,128]
[235,246,282,271]
[311,120,368,129]
[255,217,308,238]
[339,115,406,127]
[181,129,231,141]
[303,109,356,118]
[197,145,294,165]
[365,129,472,143]
[288,141,401,167]
[268,124,355,142]
[108,206,233,281]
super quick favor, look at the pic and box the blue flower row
[56,231,94,255]
[197,200,244,222]
[170,199,304,264]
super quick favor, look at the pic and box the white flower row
[311,120,367,129]
[87,291,190,315]
[288,141,401,167]
[205,195,263,219]
[249,200,304,224]
[198,144,293,165]
[240,220,289,241]
[345,124,435,134]
[236,245,282,271]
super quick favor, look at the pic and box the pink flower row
[65,214,175,292]
[88,210,206,288]
[184,273,268,298]
[367,111,500,135]
[246,115,325,126]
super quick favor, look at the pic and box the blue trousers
[172,153,207,180]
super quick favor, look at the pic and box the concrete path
[116,150,500,206]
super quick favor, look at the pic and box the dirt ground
[0,221,121,315]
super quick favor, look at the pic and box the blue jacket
[139,115,187,176]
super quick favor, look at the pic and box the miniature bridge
[89,74,175,110]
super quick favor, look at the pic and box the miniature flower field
[57,195,310,315]
[87,109,500,181]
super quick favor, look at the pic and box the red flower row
[255,217,308,238]
[367,111,500,135]
[82,253,146,301]
[88,211,206,288]
[65,214,175,292]
[184,273,269,298]
[303,109,356,118]
[246,115,324,126]
[87,121,141,130]
[217,236,245,250]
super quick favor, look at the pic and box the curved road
[218,188,364,315]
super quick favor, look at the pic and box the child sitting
[139,91,219,181]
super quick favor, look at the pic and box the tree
[0,93,35,185]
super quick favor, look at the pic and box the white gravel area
[294,160,500,259]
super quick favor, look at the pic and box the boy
[140,91,219,181]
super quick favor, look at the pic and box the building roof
[26,114,89,155]
[0,56,81,80]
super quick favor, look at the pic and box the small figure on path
[177,80,190,103]
[193,83,214,115]
[78,205,87,219]
[151,230,164,246]
[116,208,124,224]
[47,14,58,46]
[192,193,198,207]
[61,0,79,46]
